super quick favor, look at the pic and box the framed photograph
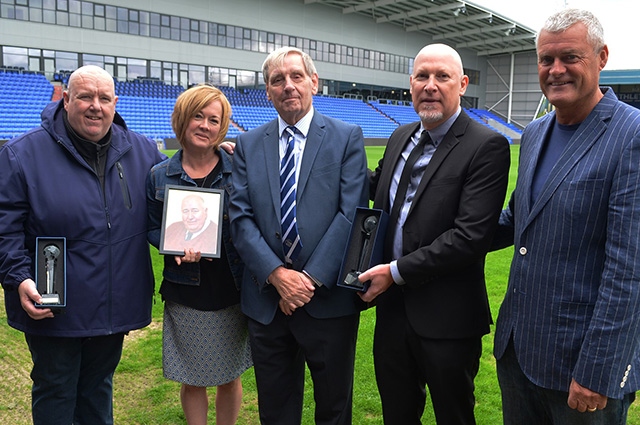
[159,185,224,258]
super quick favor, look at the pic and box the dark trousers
[497,337,635,425]
[247,308,360,425]
[25,332,125,425]
[374,303,481,425]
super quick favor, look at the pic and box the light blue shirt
[390,108,461,285]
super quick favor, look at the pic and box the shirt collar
[419,106,462,146]
[278,107,314,139]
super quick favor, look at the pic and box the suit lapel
[264,121,283,221]
[297,114,325,197]
[517,117,551,220]
[525,112,607,226]
[377,123,420,211]
[408,115,463,217]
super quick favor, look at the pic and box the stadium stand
[0,70,54,140]
[0,72,520,144]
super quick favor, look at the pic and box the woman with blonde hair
[147,84,252,425]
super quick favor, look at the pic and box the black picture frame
[159,184,224,258]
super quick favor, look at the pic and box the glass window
[43,0,55,10]
[57,0,67,12]
[207,23,217,45]
[106,17,116,32]
[117,18,127,33]
[81,1,92,15]
[94,4,104,16]
[149,24,159,37]
[56,50,78,71]
[56,10,68,25]
[105,5,115,19]
[181,18,190,41]
[2,5,16,20]
[3,46,29,68]
[68,0,79,14]
[129,9,138,22]
[16,6,29,20]
[69,11,80,26]
[81,14,92,28]
[83,53,103,64]
[94,16,104,30]
[127,58,146,79]
[117,7,126,21]
[30,8,43,22]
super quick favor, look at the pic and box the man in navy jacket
[0,65,164,424]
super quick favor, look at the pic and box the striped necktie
[280,126,303,263]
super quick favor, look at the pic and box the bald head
[63,65,117,142]
[181,195,208,233]
[66,65,115,96]
[410,43,468,130]
[414,44,464,76]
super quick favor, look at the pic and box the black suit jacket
[370,111,510,339]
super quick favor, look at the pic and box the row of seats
[0,73,521,142]
[0,71,55,139]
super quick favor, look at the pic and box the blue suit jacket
[229,111,369,325]
[494,88,640,399]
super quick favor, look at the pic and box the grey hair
[538,9,605,54]
[262,46,317,83]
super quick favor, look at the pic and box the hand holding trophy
[342,215,378,291]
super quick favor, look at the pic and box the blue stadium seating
[0,71,54,140]
[0,73,519,143]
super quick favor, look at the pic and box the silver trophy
[342,215,378,291]
[40,244,61,304]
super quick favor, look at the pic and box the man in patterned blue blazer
[493,9,640,424]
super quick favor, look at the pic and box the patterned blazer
[494,88,640,399]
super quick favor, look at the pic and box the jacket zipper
[116,161,132,210]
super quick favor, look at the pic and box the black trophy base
[342,271,369,292]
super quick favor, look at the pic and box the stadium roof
[305,0,538,56]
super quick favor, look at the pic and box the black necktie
[389,130,432,224]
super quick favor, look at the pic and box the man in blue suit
[493,9,640,424]
[229,46,368,424]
